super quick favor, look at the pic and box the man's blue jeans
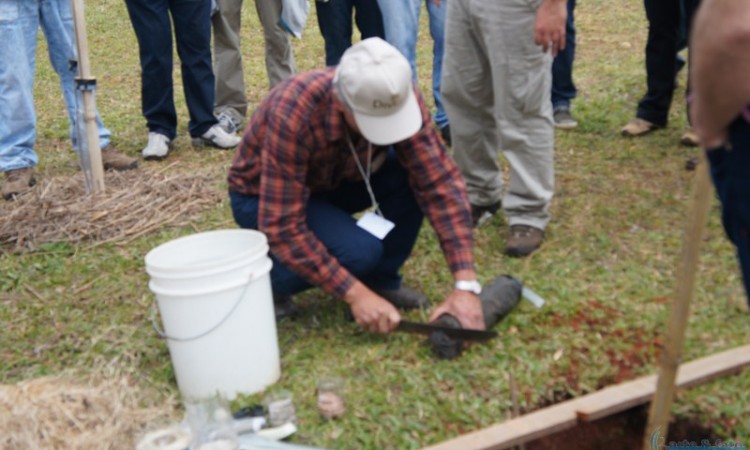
[551,0,577,110]
[0,0,112,173]
[377,0,448,129]
[125,0,217,139]
[229,152,424,297]
[706,117,750,305]
[314,0,384,67]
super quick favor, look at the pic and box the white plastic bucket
[145,229,269,291]
[145,229,280,400]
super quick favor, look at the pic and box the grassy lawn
[1,0,749,448]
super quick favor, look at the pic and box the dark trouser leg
[124,0,178,139]
[315,0,354,66]
[172,0,218,137]
[229,152,423,296]
[706,117,750,305]
[551,0,577,109]
[636,0,680,127]
[353,0,385,41]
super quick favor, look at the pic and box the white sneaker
[142,132,172,160]
[216,110,242,135]
[192,124,241,149]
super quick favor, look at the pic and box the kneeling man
[228,38,484,334]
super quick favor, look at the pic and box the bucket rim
[145,229,267,272]
[146,244,269,280]
[149,259,272,297]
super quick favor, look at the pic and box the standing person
[228,38,485,333]
[441,0,566,257]
[125,0,240,160]
[620,0,701,141]
[690,0,750,303]
[1,0,137,201]
[551,0,578,129]
[377,0,451,144]
[212,0,297,134]
[314,0,385,66]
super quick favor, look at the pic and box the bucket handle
[150,273,255,342]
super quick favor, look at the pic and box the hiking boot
[471,201,501,228]
[505,224,544,257]
[142,132,172,160]
[374,286,430,310]
[621,118,662,137]
[216,110,243,135]
[192,124,241,149]
[440,124,451,147]
[680,128,699,147]
[553,107,578,129]
[3,167,36,200]
[274,294,301,320]
[101,145,138,171]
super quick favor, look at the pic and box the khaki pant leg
[212,0,247,118]
[255,0,296,88]
[480,0,555,229]
[441,0,503,208]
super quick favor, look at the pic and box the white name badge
[357,211,395,240]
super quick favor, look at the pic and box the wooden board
[422,345,750,450]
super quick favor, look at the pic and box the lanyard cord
[344,126,383,216]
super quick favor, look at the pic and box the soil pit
[525,405,725,450]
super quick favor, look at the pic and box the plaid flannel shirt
[228,68,475,297]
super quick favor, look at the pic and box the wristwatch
[454,280,482,295]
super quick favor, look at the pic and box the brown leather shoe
[374,286,430,310]
[505,225,544,257]
[101,145,138,171]
[680,128,699,147]
[3,167,36,200]
[621,118,661,137]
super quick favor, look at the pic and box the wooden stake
[642,153,714,448]
[70,0,105,194]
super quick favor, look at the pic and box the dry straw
[0,163,224,252]
[0,375,179,450]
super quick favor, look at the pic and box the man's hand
[344,281,401,334]
[429,289,485,330]
[534,0,567,57]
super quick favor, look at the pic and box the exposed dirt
[526,405,722,450]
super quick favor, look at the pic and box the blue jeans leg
[551,0,577,110]
[229,152,423,296]
[706,118,750,305]
[171,0,217,137]
[0,1,39,172]
[124,0,178,139]
[378,0,448,128]
[39,0,111,151]
[427,0,448,129]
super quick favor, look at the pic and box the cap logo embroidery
[372,95,400,109]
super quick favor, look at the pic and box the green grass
[2,0,750,448]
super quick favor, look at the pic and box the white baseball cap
[333,37,422,145]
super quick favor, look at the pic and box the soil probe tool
[642,152,713,447]
[71,0,105,194]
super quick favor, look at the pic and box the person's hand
[534,0,567,57]
[344,282,401,334]
[429,289,485,330]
